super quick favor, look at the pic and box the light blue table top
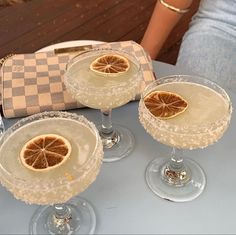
[0,61,236,234]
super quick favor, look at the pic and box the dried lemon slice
[90,54,130,76]
[20,134,71,171]
[144,91,188,119]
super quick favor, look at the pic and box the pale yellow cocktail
[64,49,142,162]
[0,112,103,234]
[64,50,141,110]
[140,81,231,149]
[139,75,232,202]
[0,115,102,205]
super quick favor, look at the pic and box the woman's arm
[141,0,193,59]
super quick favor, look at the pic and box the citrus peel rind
[20,134,72,171]
[90,54,130,76]
[144,91,188,119]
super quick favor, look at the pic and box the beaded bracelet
[159,0,190,14]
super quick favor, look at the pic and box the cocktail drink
[139,75,232,202]
[0,111,103,234]
[64,49,142,162]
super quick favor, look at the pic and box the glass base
[29,197,96,235]
[146,158,206,202]
[99,124,135,163]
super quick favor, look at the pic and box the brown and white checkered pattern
[0,41,155,118]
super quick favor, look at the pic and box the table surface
[0,61,236,234]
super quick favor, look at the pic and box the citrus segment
[144,91,188,119]
[90,54,130,76]
[20,134,71,171]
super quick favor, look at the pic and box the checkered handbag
[0,41,155,118]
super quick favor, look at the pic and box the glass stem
[99,109,120,149]
[101,109,113,134]
[163,148,190,186]
[169,148,185,171]
[52,204,72,227]
[46,204,76,234]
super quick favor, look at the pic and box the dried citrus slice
[20,134,71,171]
[90,54,130,76]
[144,91,188,119]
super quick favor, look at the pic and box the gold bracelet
[159,0,190,14]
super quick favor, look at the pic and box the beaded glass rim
[63,48,142,94]
[0,111,103,188]
[140,75,232,134]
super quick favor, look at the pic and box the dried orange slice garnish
[20,134,71,171]
[144,91,188,119]
[90,54,130,76]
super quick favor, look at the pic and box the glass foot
[99,124,135,162]
[29,197,96,234]
[146,158,206,202]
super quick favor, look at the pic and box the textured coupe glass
[64,48,142,162]
[139,75,232,202]
[0,111,103,234]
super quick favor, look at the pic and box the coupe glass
[139,75,232,202]
[64,48,142,162]
[0,111,103,234]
